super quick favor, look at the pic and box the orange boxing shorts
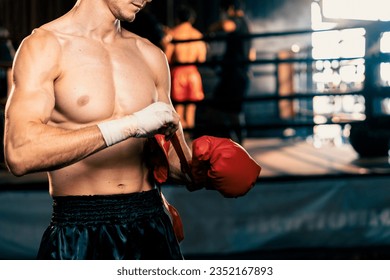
[171,65,204,102]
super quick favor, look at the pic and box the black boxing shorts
[37,189,183,260]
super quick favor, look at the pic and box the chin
[122,14,137,22]
[116,9,137,23]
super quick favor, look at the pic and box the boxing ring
[1,138,390,259]
[1,20,390,259]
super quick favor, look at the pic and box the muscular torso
[44,23,160,196]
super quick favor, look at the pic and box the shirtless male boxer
[164,5,207,130]
[3,0,192,260]
[4,0,261,260]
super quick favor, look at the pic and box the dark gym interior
[1,0,390,260]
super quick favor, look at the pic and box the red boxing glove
[147,135,185,242]
[146,134,170,184]
[191,136,261,198]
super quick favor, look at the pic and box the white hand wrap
[97,115,135,146]
[97,102,175,146]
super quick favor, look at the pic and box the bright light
[310,0,389,146]
[312,28,366,59]
[291,44,300,53]
[311,2,337,30]
[380,63,390,86]
[339,64,365,83]
[379,33,390,86]
[380,32,390,53]
[323,0,390,21]
[313,124,343,147]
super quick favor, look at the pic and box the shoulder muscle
[13,28,62,88]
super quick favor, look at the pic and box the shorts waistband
[171,65,198,70]
[51,189,163,225]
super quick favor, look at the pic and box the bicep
[152,50,172,105]
[5,75,56,151]
[6,86,55,127]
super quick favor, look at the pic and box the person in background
[164,5,207,134]
[208,0,256,144]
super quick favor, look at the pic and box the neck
[69,0,122,41]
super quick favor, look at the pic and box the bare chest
[52,39,157,125]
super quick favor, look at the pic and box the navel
[77,95,90,107]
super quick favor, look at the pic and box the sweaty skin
[4,0,191,196]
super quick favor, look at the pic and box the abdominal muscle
[48,137,154,197]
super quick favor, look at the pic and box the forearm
[4,122,106,176]
[5,102,179,176]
